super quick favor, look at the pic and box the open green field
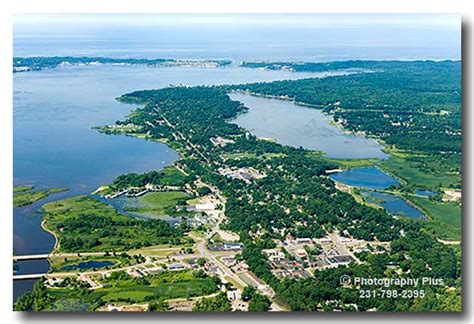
[423,222,461,242]
[326,157,380,168]
[13,187,68,208]
[411,198,461,229]
[408,196,461,241]
[147,270,219,300]
[129,243,193,257]
[379,155,459,190]
[100,280,215,303]
[125,191,187,217]
[161,166,188,186]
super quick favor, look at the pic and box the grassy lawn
[408,196,461,241]
[125,191,187,216]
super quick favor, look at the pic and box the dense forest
[235,61,461,155]
[109,167,193,191]
[241,59,457,75]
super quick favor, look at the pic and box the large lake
[229,93,387,159]
[13,64,330,300]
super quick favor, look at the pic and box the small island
[13,186,68,208]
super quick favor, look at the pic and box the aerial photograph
[12,13,462,312]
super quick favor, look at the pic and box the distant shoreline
[13,56,233,73]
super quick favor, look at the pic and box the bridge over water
[13,254,50,280]
[13,273,46,280]
[13,254,50,261]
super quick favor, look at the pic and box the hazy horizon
[14,14,461,62]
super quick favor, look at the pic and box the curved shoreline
[228,91,387,160]
[40,218,59,255]
[332,176,426,219]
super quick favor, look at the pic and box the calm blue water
[329,167,399,189]
[13,259,51,302]
[361,191,424,218]
[61,260,115,271]
[229,93,387,159]
[416,189,436,197]
[14,259,49,275]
